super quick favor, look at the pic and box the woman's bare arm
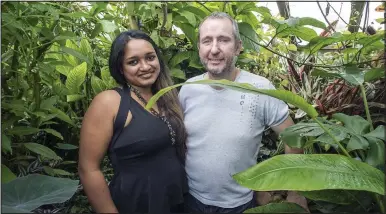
[78,90,121,213]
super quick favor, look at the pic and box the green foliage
[2,174,79,213]
[233,154,385,195]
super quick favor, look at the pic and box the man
[178,12,309,213]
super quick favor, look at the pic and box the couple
[78,12,308,213]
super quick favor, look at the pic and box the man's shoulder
[238,70,273,89]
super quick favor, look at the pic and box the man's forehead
[199,18,234,37]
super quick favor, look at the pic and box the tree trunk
[348,1,366,33]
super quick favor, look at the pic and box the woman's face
[121,39,161,89]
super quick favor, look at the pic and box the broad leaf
[298,17,326,29]
[332,113,370,135]
[55,143,78,150]
[363,125,385,141]
[169,51,192,68]
[91,75,106,94]
[1,164,16,184]
[280,123,323,148]
[244,202,307,213]
[79,39,93,68]
[49,107,75,127]
[233,154,385,195]
[177,10,196,26]
[40,97,58,110]
[61,47,90,65]
[365,137,385,168]
[146,79,319,118]
[65,62,87,94]
[340,66,364,86]
[2,134,12,154]
[24,143,61,160]
[171,68,186,80]
[239,22,260,52]
[43,129,63,140]
[67,94,86,102]
[2,174,78,212]
[7,127,40,136]
[99,20,117,33]
[364,68,385,82]
[43,166,72,176]
[299,190,359,205]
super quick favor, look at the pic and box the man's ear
[236,40,243,56]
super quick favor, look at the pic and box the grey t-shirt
[178,70,289,208]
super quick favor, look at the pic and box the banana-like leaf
[7,127,40,136]
[2,174,78,213]
[65,62,87,94]
[233,154,385,195]
[299,190,359,205]
[244,202,307,213]
[146,79,318,118]
[24,143,61,160]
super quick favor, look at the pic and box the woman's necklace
[128,84,176,145]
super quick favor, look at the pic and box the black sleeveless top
[107,86,188,213]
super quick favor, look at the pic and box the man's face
[198,18,241,76]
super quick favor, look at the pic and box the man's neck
[207,67,240,81]
[206,68,240,90]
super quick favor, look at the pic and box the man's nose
[210,42,220,54]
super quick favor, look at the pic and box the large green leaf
[24,143,61,160]
[177,10,196,26]
[298,17,327,29]
[232,154,385,195]
[2,174,78,212]
[1,134,12,154]
[43,128,63,140]
[365,137,385,168]
[364,68,385,83]
[61,47,90,65]
[99,20,117,33]
[239,22,260,52]
[91,75,106,94]
[79,38,93,68]
[146,79,318,118]
[55,143,78,150]
[171,68,186,80]
[7,127,40,136]
[1,164,16,184]
[169,51,193,68]
[49,107,75,127]
[299,190,359,205]
[363,125,385,141]
[244,202,307,213]
[177,23,197,47]
[65,62,87,94]
[332,113,370,135]
[280,122,323,148]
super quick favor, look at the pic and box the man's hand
[286,191,310,213]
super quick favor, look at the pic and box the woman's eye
[128,60,137,65]
[147,55,156,60]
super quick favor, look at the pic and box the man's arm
[271,116,303,154]
[270,116,310,212]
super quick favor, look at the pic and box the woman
[78,30,188,213]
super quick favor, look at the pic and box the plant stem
[359,84,374,131]
[373,194,385,213]
[313,118,351,157]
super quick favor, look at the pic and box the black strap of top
[109,85,131,152]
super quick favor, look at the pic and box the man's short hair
[197,12,241,43]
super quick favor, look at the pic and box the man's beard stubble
[201,56,237,79]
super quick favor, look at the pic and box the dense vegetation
[1,2,384,213]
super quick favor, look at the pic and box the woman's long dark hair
[109,30,187,162]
